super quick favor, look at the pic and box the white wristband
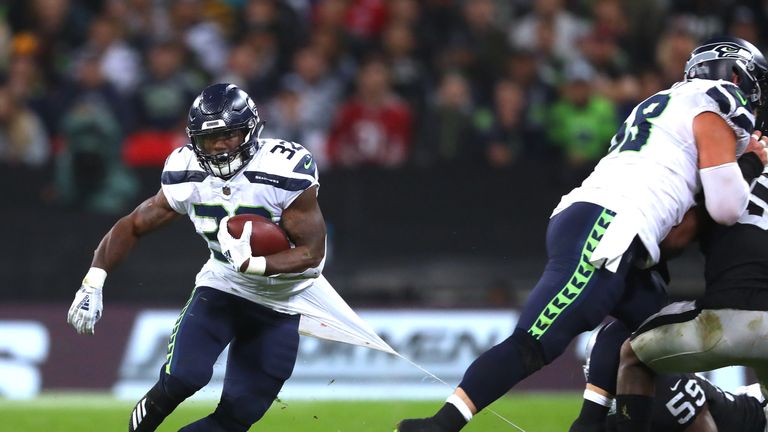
[245,256,267,275]
[82,267,107,289]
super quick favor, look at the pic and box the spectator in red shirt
[326,55,413,168]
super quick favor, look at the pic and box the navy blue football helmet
[186,83,264,179]
[684,36,768,109]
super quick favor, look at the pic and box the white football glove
[218,217,261,273]
[67,268,106,335]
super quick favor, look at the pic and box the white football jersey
[161,138,321,311]
[553,79,754,268]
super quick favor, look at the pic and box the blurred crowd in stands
[0,0,766,213]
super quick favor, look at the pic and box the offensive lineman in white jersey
[613,40,768,432]
[398,37,768,432]
[65,83,386,432]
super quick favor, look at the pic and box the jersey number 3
[610,93,671,153]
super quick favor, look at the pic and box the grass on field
[0,393,581,432]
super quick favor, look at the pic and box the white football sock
[446,394,473,422]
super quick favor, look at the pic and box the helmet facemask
[733,56,768,108]
[189,116,265,179]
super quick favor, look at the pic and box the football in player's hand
[227,214,291,256]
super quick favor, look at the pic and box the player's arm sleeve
[699,162,749,225]
[160,184,187,214]
[692,84,754,225]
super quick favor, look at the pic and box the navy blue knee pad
[153,363,205,404]
[513,327,548,371]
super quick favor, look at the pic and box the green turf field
[0,393,581,431]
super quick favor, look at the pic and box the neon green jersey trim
[528,209,615,339]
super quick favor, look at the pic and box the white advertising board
[113,309,517,400]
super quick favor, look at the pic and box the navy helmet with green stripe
[684,36,768,109]
[186,83,265,179]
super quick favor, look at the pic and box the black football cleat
[396,418,447,432]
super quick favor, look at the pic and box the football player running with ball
[397,36,768,432]
[67,83,360,431]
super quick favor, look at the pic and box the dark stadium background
[0,0,754,403]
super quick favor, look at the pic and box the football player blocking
[576,320,767,432]
[398,37,768,432]
[66,83,397,432]
[612,42,768,432]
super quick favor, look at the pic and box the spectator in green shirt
[548,60,618,185]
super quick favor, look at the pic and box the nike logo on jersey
[670,379,681,391]
[292,154,316,176]
[736,91,748,106]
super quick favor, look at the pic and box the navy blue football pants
[459,202,666,411]
[157,286,300,430]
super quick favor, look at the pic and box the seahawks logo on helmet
[714,44,747,58]
[684,37,768,109]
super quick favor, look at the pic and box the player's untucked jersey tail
[553,79,755,268]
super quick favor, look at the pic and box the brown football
[227,214,291,256]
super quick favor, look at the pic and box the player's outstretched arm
[67,189,180,335]
[91,188,180,271]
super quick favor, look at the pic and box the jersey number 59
[665,379,706,425]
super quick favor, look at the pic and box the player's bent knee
[511,328,547,374]
[161,363,214,397]
[158,372,200,404]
